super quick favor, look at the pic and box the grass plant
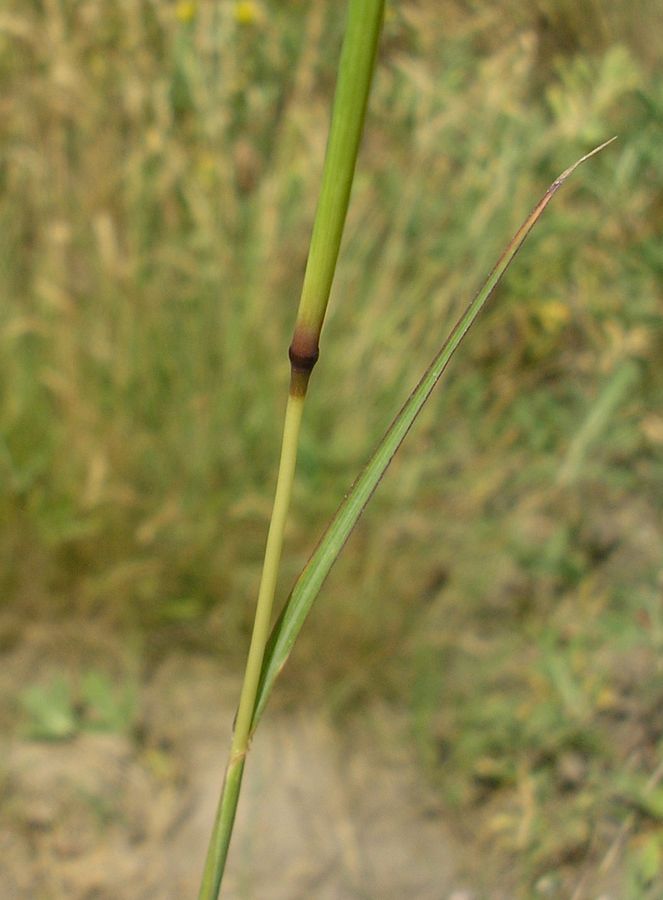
[198,4,613,894]
[1,1,662,895]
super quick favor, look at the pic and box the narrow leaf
[251,138,616,732]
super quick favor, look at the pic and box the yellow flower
[175,1,197,24]
[234,1,261,25]
[537,299,570,333]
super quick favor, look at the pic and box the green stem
[557,358,640,485]
[198,2,385,897]
[198,392,304,900]
[230,394,305,756]
[290,0,385,367]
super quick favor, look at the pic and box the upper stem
[291,0,385,363]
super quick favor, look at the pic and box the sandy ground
[0,632,478,899]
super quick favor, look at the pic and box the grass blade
[251,138,617,732]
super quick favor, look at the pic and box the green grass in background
[1,1,662,893]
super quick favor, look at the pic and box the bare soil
[0,625,479,899]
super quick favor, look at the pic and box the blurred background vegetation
[1,0,662,894]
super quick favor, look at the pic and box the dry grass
[1,1,662,893]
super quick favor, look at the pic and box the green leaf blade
[251,139,616,732]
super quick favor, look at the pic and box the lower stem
[198,385,307,900]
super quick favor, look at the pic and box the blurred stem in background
[557,358,642,486]
[197,3,385,897]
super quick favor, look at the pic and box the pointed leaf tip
[553,136,618,189]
